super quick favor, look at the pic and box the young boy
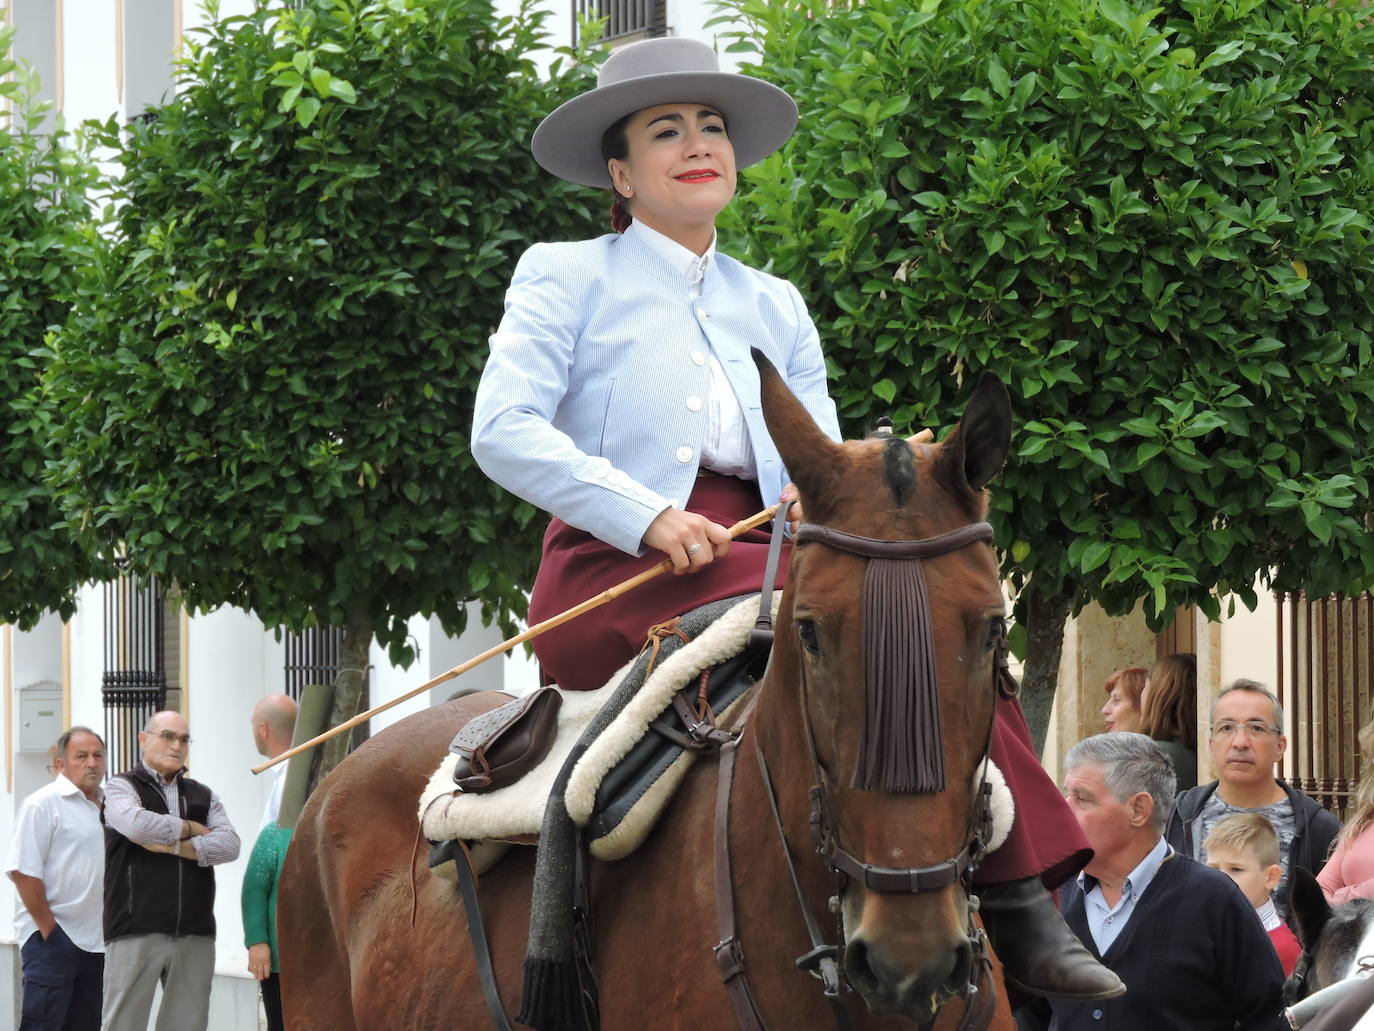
[1203,811,1302,976]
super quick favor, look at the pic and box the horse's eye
[796,619,820,655]
[984,618,1006,653]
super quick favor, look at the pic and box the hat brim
[532,71,798,189]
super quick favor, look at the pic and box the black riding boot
[978,876,1126,1001]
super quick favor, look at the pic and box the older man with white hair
[1017,732,1287,1031]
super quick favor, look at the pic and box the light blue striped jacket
[471,229,841,555]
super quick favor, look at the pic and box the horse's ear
[753,349,844,515]
[933,373,1011,497]
[1288,865,1332,950]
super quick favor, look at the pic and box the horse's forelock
[880,436,917,507]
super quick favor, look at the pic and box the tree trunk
[1019,585,1072,756]
[314,604,374,790]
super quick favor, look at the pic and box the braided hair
[601,111,635,233]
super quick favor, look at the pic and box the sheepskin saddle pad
[419,595,771,877]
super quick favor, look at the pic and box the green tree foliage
[43,0,600,766]
[717,0,1374,739]
[0,28,106,626]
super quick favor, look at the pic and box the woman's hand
[247,942,273,981]
[779,484,805,531]
[643,507,732,575]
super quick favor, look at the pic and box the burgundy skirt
[979,697,1091,889]
[528,474,787,693]
[528,474,1089,887]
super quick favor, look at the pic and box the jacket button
[690,350,706,366]
[685,396,702,412]
[676,446,693,463]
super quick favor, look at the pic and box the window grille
[1275,591,1374,821]
[283,626,345,700]
[572,0,667,46]
[102,573,168,776]
[283,625,370,749]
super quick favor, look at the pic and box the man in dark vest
[102,710,240,1031]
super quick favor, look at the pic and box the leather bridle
[713,511,1007,1031]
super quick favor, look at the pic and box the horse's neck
[733,678,841,925]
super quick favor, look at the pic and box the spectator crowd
[6,695,297,1031]
[1021,661,1371,1030]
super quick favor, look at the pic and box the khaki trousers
[101,934,214,1031]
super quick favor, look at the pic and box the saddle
[419,594,774,874]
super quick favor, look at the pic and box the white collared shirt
[625,220,756,480]
[1080,836,1172,954]
[1256,897,1283,932]
[6,774,106,952]
[260,761,288,831]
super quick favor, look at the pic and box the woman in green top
[1140,652,1199,792]
[241,823,292,1031]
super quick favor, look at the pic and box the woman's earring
[621,183,633,197]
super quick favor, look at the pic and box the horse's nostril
[846,938,878,994]
[943,938,974,996]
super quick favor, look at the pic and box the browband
[794,521,994,560]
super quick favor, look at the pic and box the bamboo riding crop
[251,503,782,775]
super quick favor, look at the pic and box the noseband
[714,515,1007,1031]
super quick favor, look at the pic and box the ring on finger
[686,542,703,556]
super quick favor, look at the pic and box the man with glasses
[1165,679,1339,920]
[101,710,240,1031]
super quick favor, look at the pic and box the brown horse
[279,361,1017,1030]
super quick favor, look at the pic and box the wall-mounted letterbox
[18,680,63,754]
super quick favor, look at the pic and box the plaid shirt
[103,761,239,867]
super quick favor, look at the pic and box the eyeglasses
[1211,720,1280,740]
[153,730,192,746]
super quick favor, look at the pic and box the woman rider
[471,36,1121,1003]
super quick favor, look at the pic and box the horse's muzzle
[845,931,974,1018]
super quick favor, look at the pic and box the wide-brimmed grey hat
[531,37,798,189]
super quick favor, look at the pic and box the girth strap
[452,842,515,1031]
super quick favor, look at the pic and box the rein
[713,512,1001,1031]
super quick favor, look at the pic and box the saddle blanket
[419,596,772,870]
[418,593,1016,873]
